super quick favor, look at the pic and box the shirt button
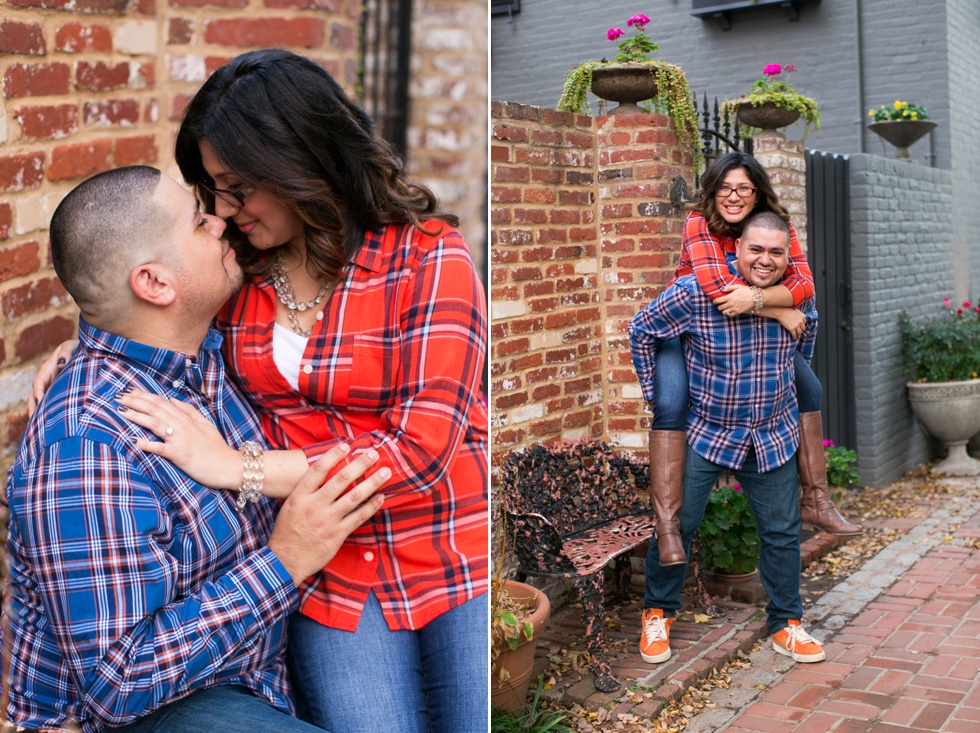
[172,379,182,388]
[364,551,375,562]
[185,359,192,367]
[316,311,324,321]
[299,398,308,407]
[303,364,313,375]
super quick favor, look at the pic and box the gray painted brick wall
[848,155,953,487]
[946,0,980,303]
[492,0,954,165]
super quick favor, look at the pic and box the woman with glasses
[646,151,861,571]
[32,49,488,733]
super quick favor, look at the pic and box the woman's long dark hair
[174,49,457,279]
[695,151,790,239]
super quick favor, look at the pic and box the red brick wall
[0,2,487,473]
[490,102,695,470]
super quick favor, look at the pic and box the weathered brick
[3,277,70,320]
[49,139,113,181]
[169,0,247,6]
[0,204,11,241]
[0,242,41,283]
[16,104,79,141]
[55,22,113,52]
[0,20,46,55]
[167,18,194,45]
[4,63,71,98]
[0,153,46,191]
[76,0,130,11]
[15,315,77,361]
[203,17,325,48]
[76,61,130,92]
[83,99,140,127]
[114,135,158,165]
[6,0,71,9]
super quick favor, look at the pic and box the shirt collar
[78,317,224,394]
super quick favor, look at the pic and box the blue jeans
[111,685,326,732]
[645,447,803,634]
[287,592,488,733]
[653,337,822,429]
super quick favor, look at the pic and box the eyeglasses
[199,182,255,210]
[716,184,757,199]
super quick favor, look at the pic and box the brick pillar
[751,131,807,252]
[595,113,692,452]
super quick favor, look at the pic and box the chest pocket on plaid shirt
[340,334,401,410]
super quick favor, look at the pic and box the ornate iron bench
[500,437,719,693]
[500,438,652,693]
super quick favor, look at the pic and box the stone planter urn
[907,378,980,476]
[590,63,658,115]
[490,579,551,712]
[736,101,801,131]
[867,120,937,161]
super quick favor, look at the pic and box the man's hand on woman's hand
[714,284,755,317]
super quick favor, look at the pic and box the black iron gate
[805,151,856,448]
[359,0,412,158]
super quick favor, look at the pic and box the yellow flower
[868,109,875,117]
[893,100,902,110]
[911,112,918,120]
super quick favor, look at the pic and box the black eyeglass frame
[199,182,255,209]
[715,185,758,199]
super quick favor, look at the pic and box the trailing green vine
[557,60,702,174]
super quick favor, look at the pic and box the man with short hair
[629,210,827,667]
[2,166,387,732]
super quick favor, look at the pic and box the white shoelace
[782,624,820,650]
[643,614,669,645]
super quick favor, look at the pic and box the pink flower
[975,306,980,313]
[944,297,951,307]
[784,64,797,73]
[627,13,650,27]
[964,300,972,309]
[733,484,742,493]
[823,439,835,448]
[957,309,964,316]
[607,27,624,41]
[763,63,782,76]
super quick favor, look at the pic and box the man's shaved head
[50,166,176,321]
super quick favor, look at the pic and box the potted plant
[490,483,552,712]
[723,63,820,138]
[900,298,980,476]
[556,12,702,172]
[867,100,937,161]
[698,483,759,581]
[490,577,551,712]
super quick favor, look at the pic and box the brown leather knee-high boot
[798,412,863,535]
[649,430,688,566]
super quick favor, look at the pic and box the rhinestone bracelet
[237,441,265,510]
[750,286,765,315]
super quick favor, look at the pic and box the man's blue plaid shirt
[2,319,298,732]
[629,274,817,473]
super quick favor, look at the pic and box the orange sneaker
[772,620,826,663]
[639,608,674,663]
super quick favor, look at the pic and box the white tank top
[272,321,308,391]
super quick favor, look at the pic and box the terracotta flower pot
[712,568,758,583]
[490,579,551,712]
[590,64,658,115]
[736,101,801,131]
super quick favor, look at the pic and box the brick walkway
[698,481,980,733]
[534,531,848,711]
[534,477,979,731]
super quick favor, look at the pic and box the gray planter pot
[590,64,658,115]
[907,378,980,476]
